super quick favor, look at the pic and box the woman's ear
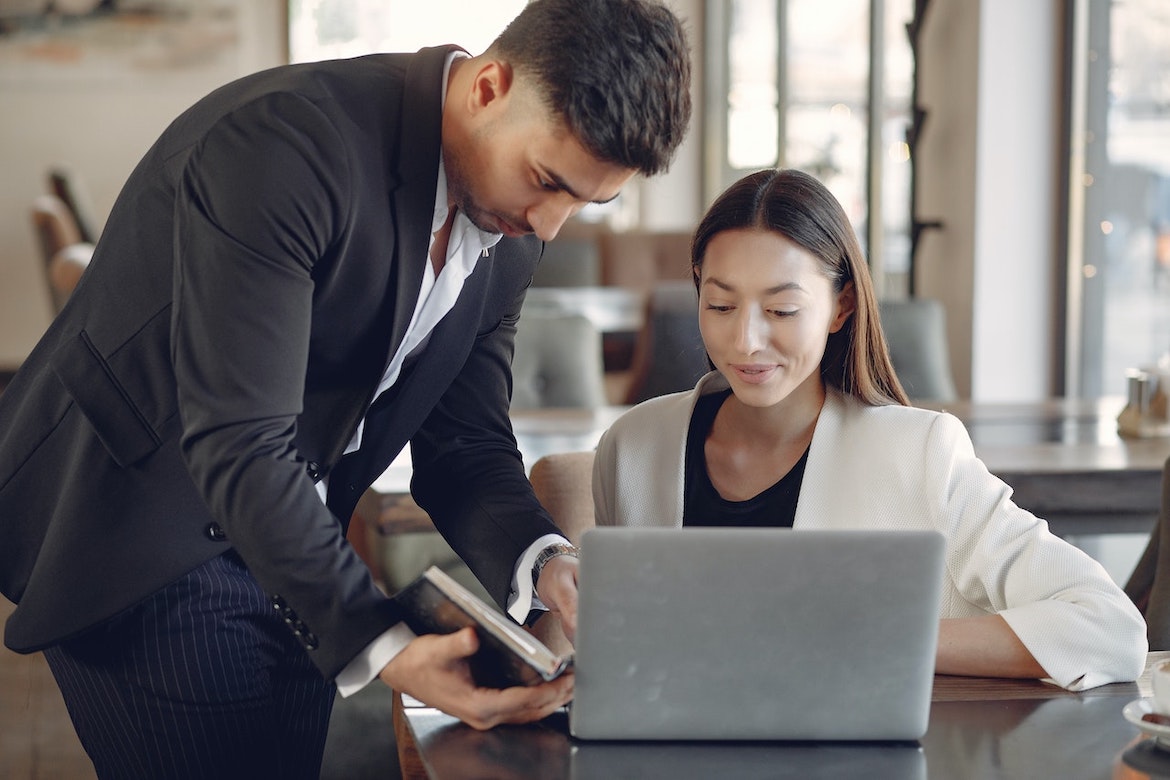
[829,281,857,334]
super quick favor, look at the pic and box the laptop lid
[569,527,944,742]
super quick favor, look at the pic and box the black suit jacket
[0,47,560,679]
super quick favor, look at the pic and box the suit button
[303,632,319,650]
[306,461,321,481]
[205,522,228,541]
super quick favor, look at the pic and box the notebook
[569,526,945,742]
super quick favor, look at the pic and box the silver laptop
[569,527,945,742]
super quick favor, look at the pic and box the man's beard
[443,146,517,236]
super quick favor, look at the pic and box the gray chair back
[531,238,601,287]
[511,312,608,410]
[625,280,709,404]
[878,298,959,402]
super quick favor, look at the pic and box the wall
[0,0,1058,400]
[917,0,1059,401]
[0,1,286,368]
[0,0,703,368]
[971,0,1058,401]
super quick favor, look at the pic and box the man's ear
[467,59,514,116]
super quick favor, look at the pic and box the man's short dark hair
[489,0,692,177]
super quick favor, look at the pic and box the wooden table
[365,398,1170,539]
[396,652,1170,780]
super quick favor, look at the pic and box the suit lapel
[794,391,847,530]
[386,45,463,363]
[325,265,492,518]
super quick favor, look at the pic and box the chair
[511,311,608,410]
[598,230,693,293]
[529,451,597,547]
[530,237,601,287]
[878,298,959,403]
[527,451,597,657]
[31,193,93,314]
[48,165,100,244]
[624,280,709,404]
[1123,455,1170,649]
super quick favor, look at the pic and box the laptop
[568,526,945,742]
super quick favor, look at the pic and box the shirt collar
[432,51,503,254]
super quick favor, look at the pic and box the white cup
[1152,659,1170,714]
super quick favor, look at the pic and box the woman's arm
[935,614,1045,679]
[923,412,1147,688]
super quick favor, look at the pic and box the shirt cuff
[335,622,418,698]
[506,533,572,623]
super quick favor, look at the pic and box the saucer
[1123,698,1170,749]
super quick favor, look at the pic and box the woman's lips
[732,364,777,384]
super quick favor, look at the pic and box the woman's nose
[736,308,768,352]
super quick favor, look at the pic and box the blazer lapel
[385,45,463,362]
[327,264,494,514]
[794,391,850,530]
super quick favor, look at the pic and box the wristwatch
[532,543,580,589]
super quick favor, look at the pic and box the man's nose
[527,198,580,242]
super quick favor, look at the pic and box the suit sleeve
[172,92,400,680]
[408,273,563,613]
[925,414,1148,689]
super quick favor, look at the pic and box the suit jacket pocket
[51,331,163,468]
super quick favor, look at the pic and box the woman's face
[697,228,855,410]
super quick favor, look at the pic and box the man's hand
[378,627,573,730]
[536,554,579,642]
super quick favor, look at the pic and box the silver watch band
[532,543,580,589]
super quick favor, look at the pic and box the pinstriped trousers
[43,550,336,780]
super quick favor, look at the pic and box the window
[288,0,527,63]
[1068,0,1170,398]
[705,0,915,298]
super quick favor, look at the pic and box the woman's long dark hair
[691,169,908,407]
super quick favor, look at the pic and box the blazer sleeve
[409,273,564,613]
[921,413,1147,689]
[172,92,399,680]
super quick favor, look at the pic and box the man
[0,0,692,776]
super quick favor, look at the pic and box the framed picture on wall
[0,2,247,87]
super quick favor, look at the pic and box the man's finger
[462,673,575,730]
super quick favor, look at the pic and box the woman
[593,168,1146,690]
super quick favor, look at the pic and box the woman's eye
[705,304,733,313]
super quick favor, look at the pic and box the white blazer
[593,372,1148,690]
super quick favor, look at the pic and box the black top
[682,389,808,528]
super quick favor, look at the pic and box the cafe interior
[3,0,1170,778]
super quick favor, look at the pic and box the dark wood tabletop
[396,652,1170,780]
